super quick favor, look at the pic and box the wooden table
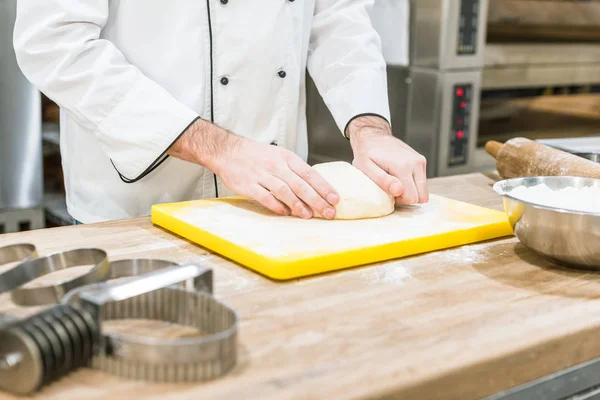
[2,173,600,400]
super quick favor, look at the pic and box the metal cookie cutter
[1,248,110,306]
[0,244,38,325]
[0,244,38,293]
[0,263,238,395]
[62,259,235,382]
[0,244,37,267]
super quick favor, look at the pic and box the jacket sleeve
[12,1,200,182]
[307,0,391,138]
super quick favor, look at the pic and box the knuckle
[399,160,412,170]
[297,167,313,182]
[273,183,291,198]
[291,181,308,196]
[257,192,272,204]
[293,202,306,214]
[314,200,330,213]
[264,159,278,172]
[388,161,409,174]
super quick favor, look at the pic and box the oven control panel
[457,0,480,55]
[448,84,472,167]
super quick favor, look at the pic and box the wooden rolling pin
[485,137,600,179]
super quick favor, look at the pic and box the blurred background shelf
[487,0,600,43]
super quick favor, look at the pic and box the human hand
[209,135,340,219]
[347,116,429,205]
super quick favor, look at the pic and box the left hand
[347,115,429,205]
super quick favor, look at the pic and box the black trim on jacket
[113,1,219,192]
[206,0,219,197]
[112,116,201,183]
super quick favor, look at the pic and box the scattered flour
[508,184,600,213]
[435,243,491,265]
[360,263,412,286]
[287,331,326,348]
[172,195,481,258]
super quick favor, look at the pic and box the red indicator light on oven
[460,101,467,109]
[457,130,465,139]
[456,88,464,97]
[457,119,463,125]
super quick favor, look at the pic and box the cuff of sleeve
[95,76,200,182]
[321,70,391,139]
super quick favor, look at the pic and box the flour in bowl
[508,183,600,213]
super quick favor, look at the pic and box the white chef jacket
[13,0,392,223]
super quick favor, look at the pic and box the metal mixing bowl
[493,176,600,269]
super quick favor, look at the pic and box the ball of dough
[312,161,395,220]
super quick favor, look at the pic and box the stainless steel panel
[404,68,482,177]
[0,0,43,209]
[402,68,440,177]
[411,0,488,70]
[435,70,482,177]
[387,66,410,143]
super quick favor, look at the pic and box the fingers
[278,168,336,219]
[371,155,428,205]
[288,157,339,206]
[248,184,290,216]
[357,159,403,197]
[412,157,429,203]
[387,162,419,205]
[259,175,312,219]
[285,159,338,219]
[395,178,419,206]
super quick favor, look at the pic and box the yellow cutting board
[151,194,513,280]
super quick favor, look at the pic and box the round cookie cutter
[8,248,110,306]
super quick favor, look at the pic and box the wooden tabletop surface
[2,172,600,400]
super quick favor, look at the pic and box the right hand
[210,136,340,219]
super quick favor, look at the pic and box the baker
[13,0,428,224]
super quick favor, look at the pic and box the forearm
[167,118,242,173]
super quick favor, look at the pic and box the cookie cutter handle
[79,264,212,308]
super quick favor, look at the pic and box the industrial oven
[306,0,600,177]
[0,0,45,232]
